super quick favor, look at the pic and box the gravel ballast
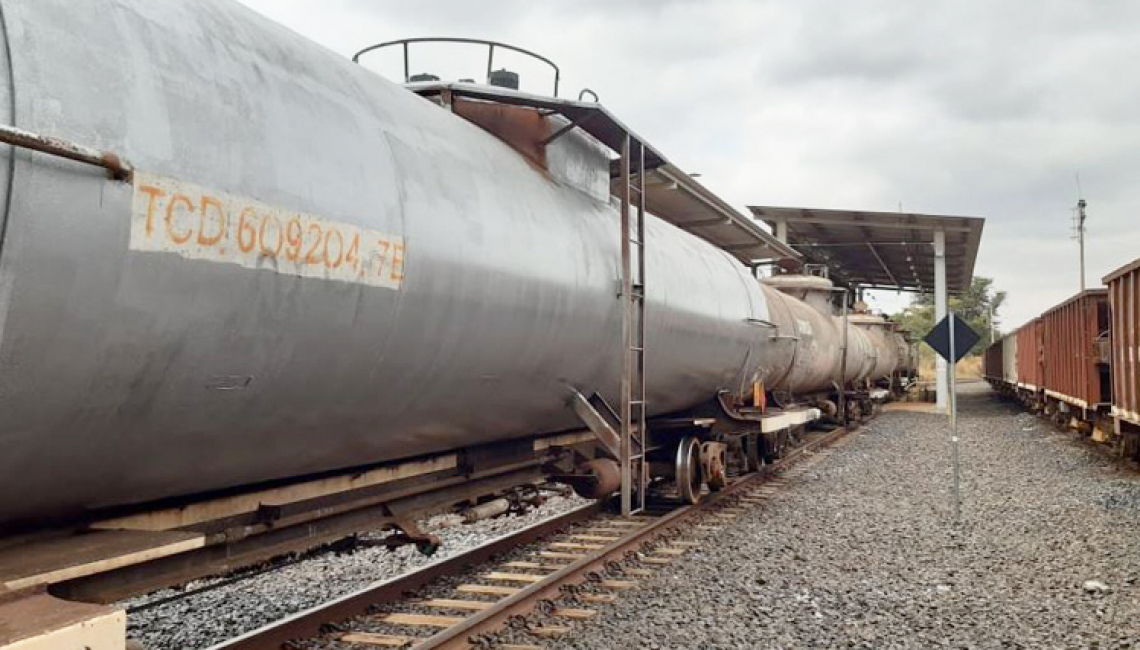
[543,384,1140,649]
[124,490,588,650]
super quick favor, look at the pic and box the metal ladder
[619,135,648,516]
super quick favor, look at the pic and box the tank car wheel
[701,441,728,492]
[674,437,704,504]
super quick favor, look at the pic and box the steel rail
[210,502,605,650]
[214,425,852,649]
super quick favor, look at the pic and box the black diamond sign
[923,313,980,363]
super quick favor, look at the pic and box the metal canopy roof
[749,206,985,293]
[408,82,800,264]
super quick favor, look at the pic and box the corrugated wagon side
[1038,289,1111,435]
[1015,318,1043,408]
[1106,258,1140,456]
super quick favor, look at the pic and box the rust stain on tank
[453,97,550,170]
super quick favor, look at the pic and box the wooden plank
[553,608,597,620]
[579,593,617,604]
[599,520,644,527]
[530,625,573,637]
[669,541,700,547]
[0,529,206,591]
[484,572,546,583]
[457,584,520,596]
[625,568,654,577]
[599,579,637,589]
[640,557,672,565]
[570,534,619,542]
[339,632,411,647]
[419,598,493,611]
[381,612,463,627]
[548,542,603,551]
[655,547,687,556]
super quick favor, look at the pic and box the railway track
[210,424,855,650]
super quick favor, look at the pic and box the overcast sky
[237,0,1140,330]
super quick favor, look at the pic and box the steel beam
[934,229,948,411]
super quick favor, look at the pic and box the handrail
[352,37,560,97]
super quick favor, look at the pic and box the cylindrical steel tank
[848,313,900,381]
[0,0,796,525]
[758,275,881,391]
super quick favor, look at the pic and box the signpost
[923,311,980,521]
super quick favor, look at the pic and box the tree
[891,276,1006,356]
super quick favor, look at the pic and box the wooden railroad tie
[537,550,584,560]
[379,612,463,627]
[570,534,620,542]
[601,520,646,527]
[338,632,411,647]
[625,568,654,577]
[549,542,603,551]
[579,593,617,604]
[553,607,597,620]
[530,624,573,637]
[503,561,556,570]
[457,584,520,596]
[418,598,493,611]
[655,547,687,556]
[599,579,637,590]
[484,572,546,583]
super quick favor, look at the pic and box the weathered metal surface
[452,98,550,169]
[848,313,899,381]
[1039,289,1109,409]
[757,276,885,392]
[0,0,788,526]
[1106,259,1140,426]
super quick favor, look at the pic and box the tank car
[0,0,910,544]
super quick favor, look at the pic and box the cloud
[236,0,1140,329]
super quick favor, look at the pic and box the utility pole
[988,302,996,345]
[1075,174,1087,292]
[1077,197,1087,291]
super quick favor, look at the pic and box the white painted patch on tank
[129,172,405,289]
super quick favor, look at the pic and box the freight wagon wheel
[675,437,704,505]
[1051,410,1069,431]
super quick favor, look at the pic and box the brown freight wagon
[983,337,1003,383]
[1106,258,1140,453]
[1038,289,1111,432]
[1015,318,1043,396]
